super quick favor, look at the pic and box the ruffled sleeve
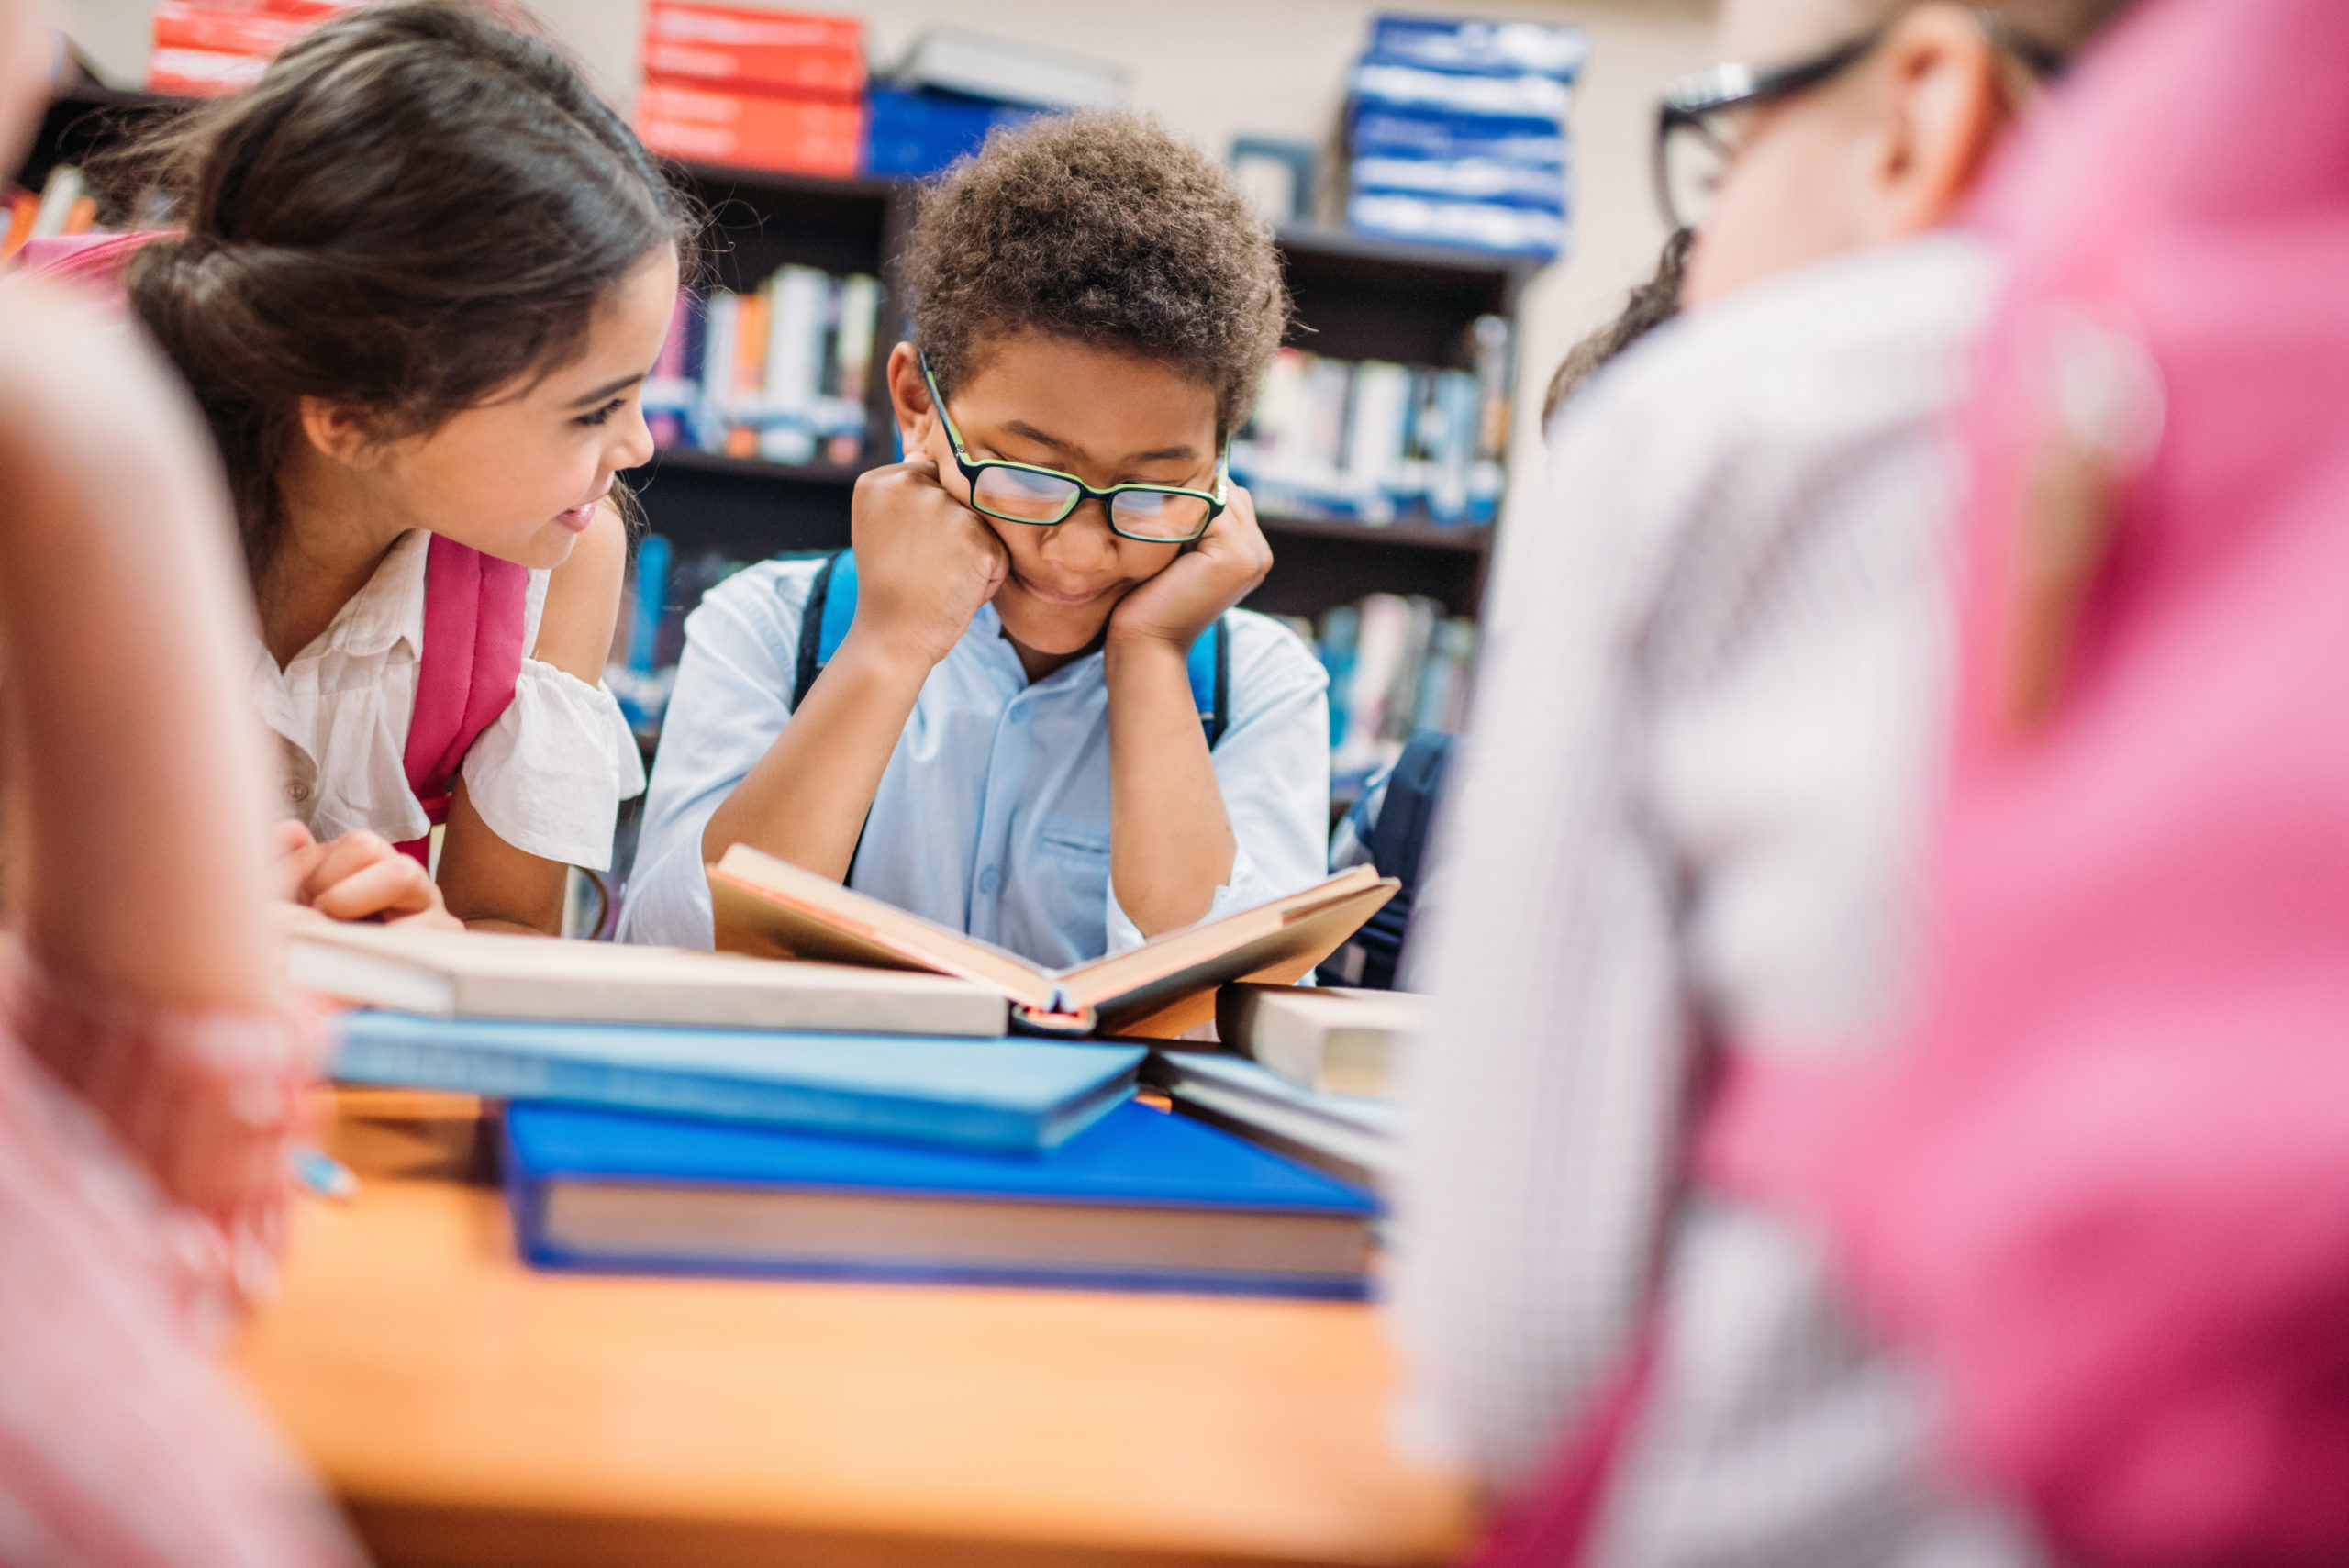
[2,941,322,1338]
[458,656,648,871]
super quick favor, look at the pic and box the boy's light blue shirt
[618,557,1333,965]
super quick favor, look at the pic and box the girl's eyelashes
[574,396,628,428]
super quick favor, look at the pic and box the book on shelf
[710,844,1397,1039]
[146,0,351,96]
[1147,1048,1397,1191]
[641,2,864,101]
[1297,593,1474,781]
[1216,982,1421,1097]
[1231,327,1510,527]
[862,82,1037,179]
[636,78,863,178]
[503,1097,1377,1297]
[332,1010,1141,1155]
[1341,14,1586,260]
[288,921,1008,1037]
[4,165,95,260]
[891,28,1125,113]
[640,274,879,466]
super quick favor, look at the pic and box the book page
[708,845,1057,1007]
[1070,873,1397,1038]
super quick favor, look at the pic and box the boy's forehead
[1718,0,1886,67]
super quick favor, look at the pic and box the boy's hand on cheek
[849,457,1009,671]
[1108,484,1274,651]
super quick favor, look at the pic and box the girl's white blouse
[249,529,645,871]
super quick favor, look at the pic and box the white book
[1336,593,1411,775]
[896,28,1126,111]
[1216,984,1422,1097]
[758,266,827,463]
[288,924,1009,1038]
[28,164,83,240]
[1341,361,1411,522]
[696,289,738,453]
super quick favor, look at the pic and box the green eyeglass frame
[920,350,1229,544]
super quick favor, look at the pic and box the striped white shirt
[1394,236,2046,1566]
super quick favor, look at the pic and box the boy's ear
[885,340,937,451]
[295,396,389,471]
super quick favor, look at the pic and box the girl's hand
[275,820,462,929]
[1108,483,1274,652]
[847,457,1009,671]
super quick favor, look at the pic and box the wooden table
[232,1094,1473,1568]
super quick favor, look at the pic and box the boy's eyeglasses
[920,350,1228,545]
[1653,9,2065,234]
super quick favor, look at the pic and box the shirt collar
[273,528,430,667]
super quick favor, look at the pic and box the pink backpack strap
[395,535,529,866]
[16,231,166,301]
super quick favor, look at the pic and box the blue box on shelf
[862,83,1038,179]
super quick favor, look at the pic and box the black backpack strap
[1207,615,1231,749]
[1349,731,1455,990]
[791,550,844,709]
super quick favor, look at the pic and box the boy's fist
[1108,482,1275,651]
[848,457,1009,669]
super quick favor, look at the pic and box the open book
[708,845,1397,1038]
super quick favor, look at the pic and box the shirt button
[285,781,311,805]
[977,864,1000,895]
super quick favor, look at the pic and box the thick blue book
[503,1099,1379,1299]
[331,1011,1140,1156]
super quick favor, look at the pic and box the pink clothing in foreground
[0,946,358,1565]
[1709,0,2349,1560]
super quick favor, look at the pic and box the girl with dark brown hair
[83,0,693,934]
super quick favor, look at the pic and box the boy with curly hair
[622,112,1331,962]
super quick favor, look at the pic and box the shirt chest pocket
[1035,821,1111,862]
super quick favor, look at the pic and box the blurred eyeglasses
[1653,9,2066,235]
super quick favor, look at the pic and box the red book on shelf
[150,0,315,58]
[637,81,862,178]
[641,3,863,101]
[148,46,271,95]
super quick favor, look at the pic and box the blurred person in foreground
[1393,2,2132,1565]
[1712,0,2349,1557]
[0,0,356,1557]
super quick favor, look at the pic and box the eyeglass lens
[1660,117,1731,232]
[969,464,1210,541]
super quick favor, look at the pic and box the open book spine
[1010,989,1096,1037]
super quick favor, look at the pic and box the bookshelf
[18,81,1531,628]
[17,83,1531,626]
[653,161,1530,624]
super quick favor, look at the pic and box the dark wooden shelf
[629,447,869,485]
[1275,221,1540,283]
[1259,514,1492,553]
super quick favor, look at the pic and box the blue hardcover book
[504,1099,1379,1298]
[332,1011,1140,1156]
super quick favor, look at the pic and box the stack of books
[862,30,1119,178]
[293,860,1396,1296]
[1343,14,1586,260]
[146,0,351,97]
[1231,317,1512,527]
[636,2,865,179]
[1148,984,1423,1190]
[640,272,881,466]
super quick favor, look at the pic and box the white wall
[53,0,1718,528]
